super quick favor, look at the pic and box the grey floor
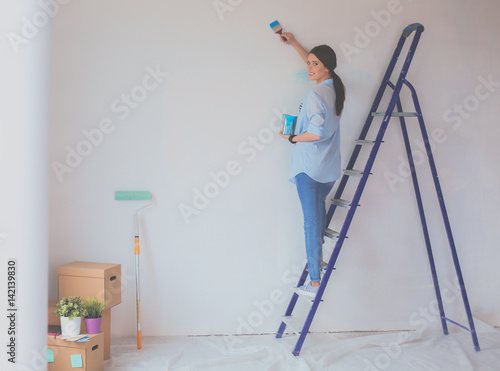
[104,320,500,370]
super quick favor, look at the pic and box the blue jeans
[295,173,335,282]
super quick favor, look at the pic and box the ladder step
[324,228,340,239]
[343,169,364,177]
[281,315,303,335]
[355,139,376,146]
[293,287,316,305]
[331,198,352,208]
[371,111,418,117]
[321,260,336,275]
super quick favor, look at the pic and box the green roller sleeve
[114,191,151,200]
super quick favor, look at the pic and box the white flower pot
[60,316,81,337]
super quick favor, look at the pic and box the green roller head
[115,191,151,200]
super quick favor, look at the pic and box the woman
[279,32,346,298]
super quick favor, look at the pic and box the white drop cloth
[105,320,499,370]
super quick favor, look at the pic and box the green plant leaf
[83,297,107,319]
[55,296,86,320]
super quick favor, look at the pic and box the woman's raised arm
[281,32,309,63]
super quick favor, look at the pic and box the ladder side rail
[293,233,346,355]
[296,106,397,354]
[326,28,413,226]
[294,27,427,354]
[404,80,480,351]
[379,26,424,135]
[280,24,428,356]
[294,71,412,355]
[276,262,309,338]
[294,27,426,356]
[294,110,393,355]
[357,27,411,142]
[393,89,449,335]
[325,198,338,227]
[344,30,426,230]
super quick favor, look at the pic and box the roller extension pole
[134,214,142,349]
[114,191,153,350]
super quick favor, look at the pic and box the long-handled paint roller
[114,191,154,349]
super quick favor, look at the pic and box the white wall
[1,2,50,370]
[48,0,500,337]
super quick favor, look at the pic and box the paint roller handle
[403,23,425,38]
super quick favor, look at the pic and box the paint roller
[114,191,154,349]
[270,20,288,42]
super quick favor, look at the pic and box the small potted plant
[83,297,107,334]
[55,296,86,337]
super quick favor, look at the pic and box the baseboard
[187,329,413,337]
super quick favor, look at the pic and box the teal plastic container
[281,114,297,135]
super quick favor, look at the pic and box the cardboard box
[47,333,103,371]
[48,300,60,326]
[57,261,121,309]
[48,300,112,360]
[101,308,111,360]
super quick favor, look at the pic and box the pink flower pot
[84,317,102,334]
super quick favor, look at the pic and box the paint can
[281,114,297,135]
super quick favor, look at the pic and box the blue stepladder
[275,23,481,356]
